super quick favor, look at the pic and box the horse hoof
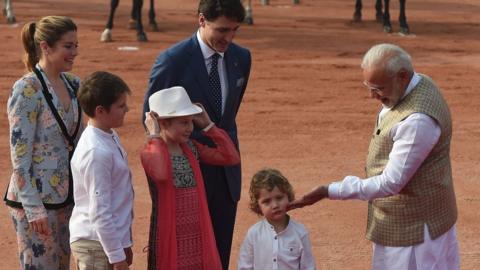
[375,13,383,23]
[137,32,148,42]
[400,26,410,35]
[127,19,137,30]
[3,8,16,24]
[352,12,362,23]
[292,0,299,4]
[149,21,159,32]
[244,16,253,25]
[260,0,269,5]
[100,29,113,42]
[7,15,16,24]
[383,25,393,33]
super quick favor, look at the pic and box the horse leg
[292,0,299,5]
[398,0,409,34]
[148,0,159,31]
[134,0,148,41]
[375,0,383,23]
[243,0,253,25]
[260,0,269,6]
[4,0,16,24]
[101,0,119,42]
[352,0,362,22]
[128,0,140,29]
[382,0,392,33]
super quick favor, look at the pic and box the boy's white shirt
[237,217,316,270]
[69,124,134,264]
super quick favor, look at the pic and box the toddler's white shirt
[238,217,316,270]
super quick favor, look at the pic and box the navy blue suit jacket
[143,33,251,202]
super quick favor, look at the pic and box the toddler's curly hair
[249,168,295,215]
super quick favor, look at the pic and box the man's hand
[288,185,329,211]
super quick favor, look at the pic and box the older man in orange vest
[289,43,459,270]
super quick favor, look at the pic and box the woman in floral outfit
[4,16,83,270]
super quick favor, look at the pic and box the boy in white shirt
[238,168,316,270]
[69,71,134,270]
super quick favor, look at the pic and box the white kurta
[70,125,134,264]
[328,73,459,270]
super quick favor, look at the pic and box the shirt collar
[196,30,225,60]
[262,214,291,235]
[403,72,421,98]
[88,122,116,137]
[381,72,421,110]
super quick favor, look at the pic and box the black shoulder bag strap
[4,68,82,209]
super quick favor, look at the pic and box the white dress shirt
[238,217,316,270]
[328,73,459,269]
[70,124,134,264]
[197,30,228,114]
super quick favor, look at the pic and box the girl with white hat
[140,86,240,270]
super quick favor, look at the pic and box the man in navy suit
[142,0,251,268]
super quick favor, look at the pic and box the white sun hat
[148,86,203,118]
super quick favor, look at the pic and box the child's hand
[124,247,133,265]
[193,103,213,129]
[113,260,129,270]
[145,112,160,135]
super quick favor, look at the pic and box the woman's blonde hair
[249,168,295,215]
[21,16,77,71]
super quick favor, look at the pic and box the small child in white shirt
[69,71,134,270]
[238,168,316,270]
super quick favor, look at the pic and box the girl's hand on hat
[145,112,161,136]
[193,103,213,129]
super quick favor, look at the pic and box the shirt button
[274,236,278,240]
[273,258,276,262]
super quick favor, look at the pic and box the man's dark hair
[198,0,246,22]
[78,71,131,117]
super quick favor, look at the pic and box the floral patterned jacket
[5,65,83,222]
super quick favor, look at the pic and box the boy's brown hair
[78,71,131,117]
[249,168,295,215]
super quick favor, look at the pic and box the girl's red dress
[140,126,240,270]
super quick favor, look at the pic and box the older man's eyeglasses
[363,81,385,94]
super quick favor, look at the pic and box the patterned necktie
[208,53,222,117]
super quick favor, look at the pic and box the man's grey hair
[361,43,414,76]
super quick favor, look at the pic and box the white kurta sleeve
[328,113,441,201]
[83,149,126,263]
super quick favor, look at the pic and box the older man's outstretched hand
[287,185,329,211]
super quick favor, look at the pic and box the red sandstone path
[1,0,479,269]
